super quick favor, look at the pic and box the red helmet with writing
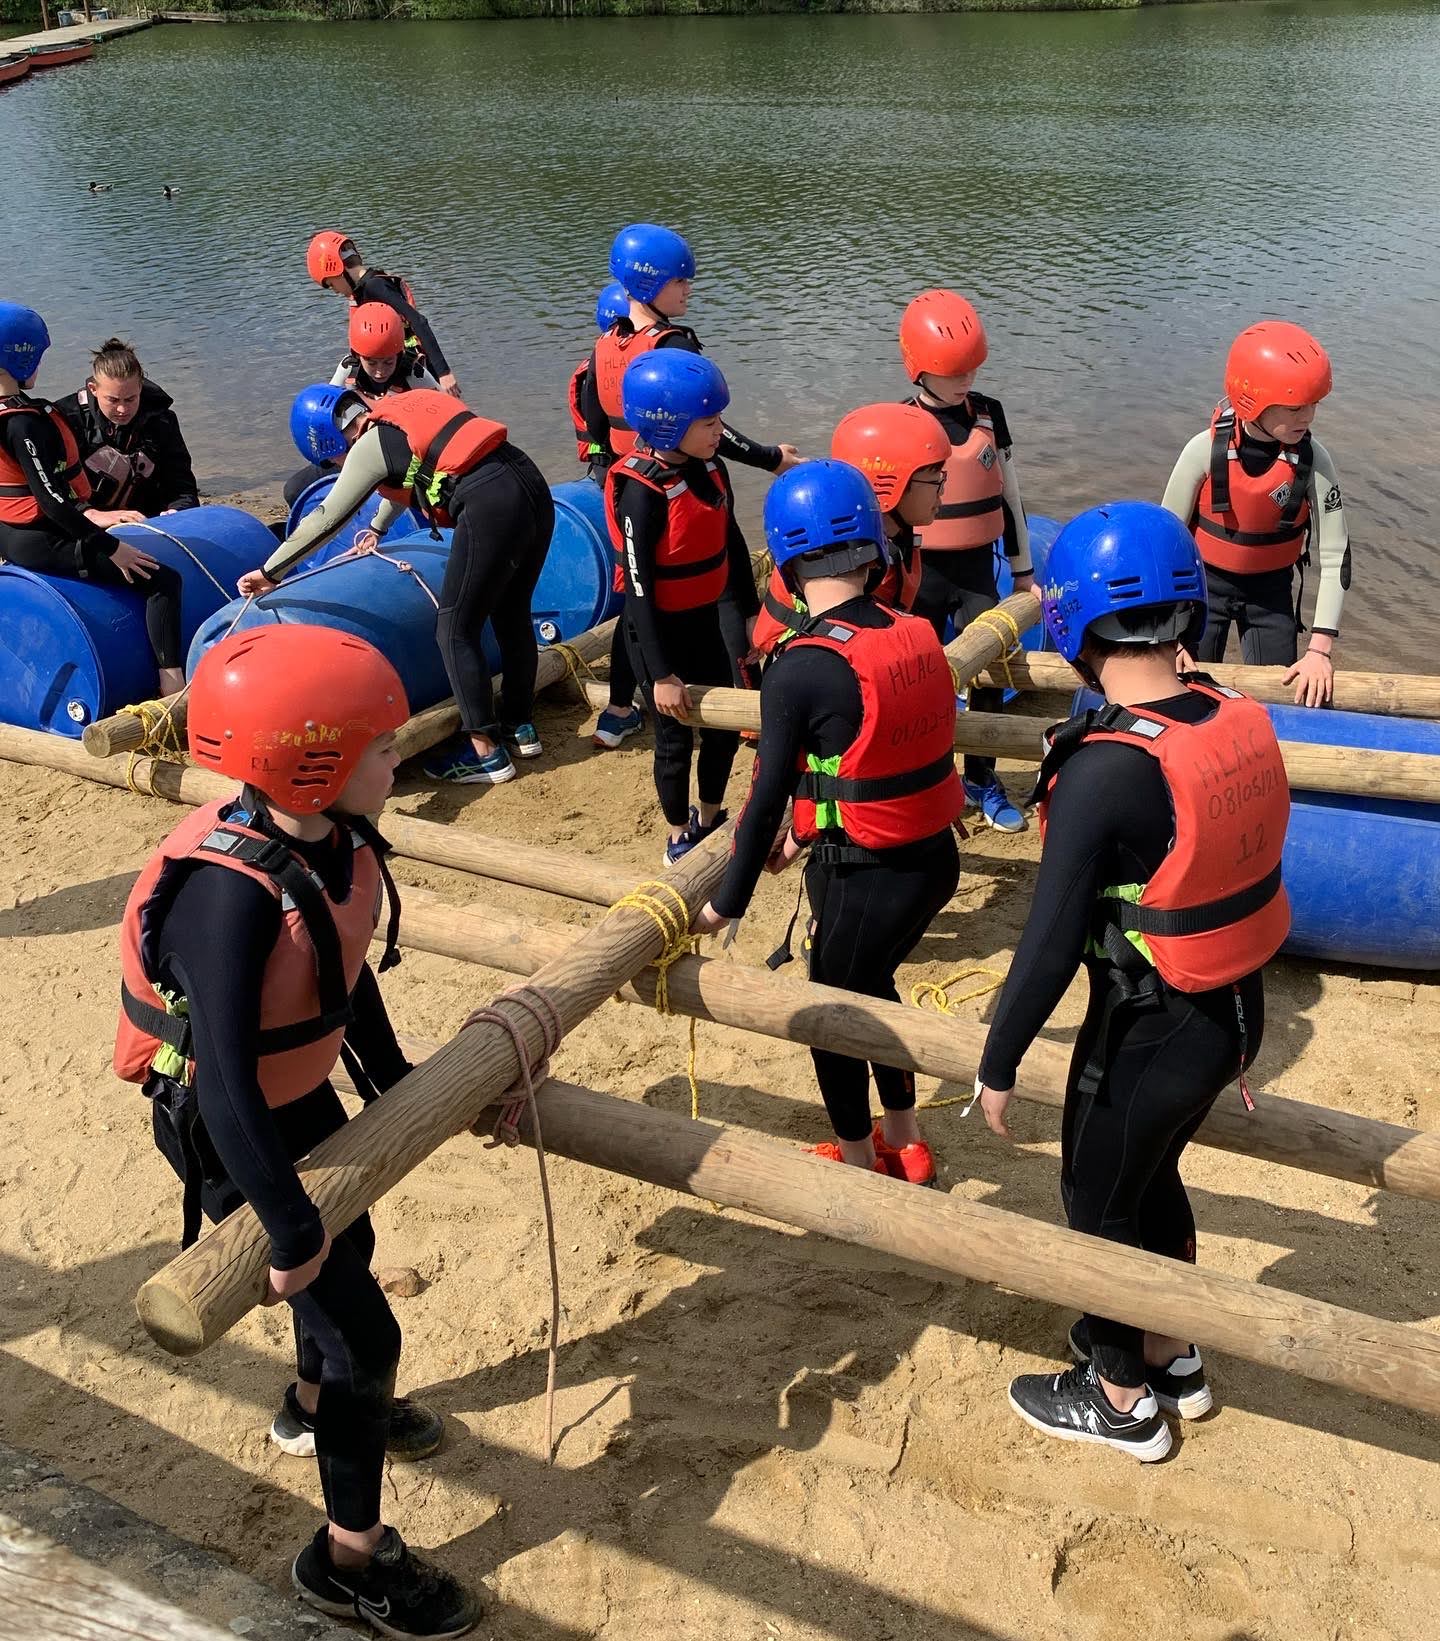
[188,626,408,811]
[830,402,949,511]
[1224,321,1333,420]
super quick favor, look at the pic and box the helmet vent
[1105,575,1145,602]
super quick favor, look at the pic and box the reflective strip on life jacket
[1037,681,1291,993]
[1192,402,1313,575]
[604,454,731,613]
[788,607,963,852]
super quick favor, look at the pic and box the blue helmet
[1041,501,1206,663]
[595,280,629,332]
[0,303,50,383]
[289,383,367,464]
[609,223,695,305]
[763,460,888,585]
[620,352,728,453]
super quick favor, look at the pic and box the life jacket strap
[1107,861,1283,940]
[798,748,956,806]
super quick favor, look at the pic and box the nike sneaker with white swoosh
[292,1525,482,1638]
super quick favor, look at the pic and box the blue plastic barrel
[284,474,427,571]
[187,534,457,709]
[191,479,623,718]
[1067,687,1440,971]
[0,506,276,736]
[994,514,1058,653]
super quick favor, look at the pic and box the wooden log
[0,1512,229,1640]
[574,685,1440,803]
[514,1080,1440,1420]
[133,827,736,1356]
[81,614,618,760]
[389,886,1440,1207]
[991,648,1440,721]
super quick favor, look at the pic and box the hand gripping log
[133,824,732,1357]
[80,615,618,761]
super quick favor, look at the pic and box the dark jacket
[56,380,200,515]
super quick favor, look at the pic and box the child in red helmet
[306,230,460,399]
[332,302,440,401]
[115,625,482,1638]
[1162,320,1350,707]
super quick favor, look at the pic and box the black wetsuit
[711,595,960,1141]
[55,381,199,515]
[152,808,410,1532]
[613,455,758,827]
[978,690,1265,1389]
[350,270,451,381]
[0,403,182,668]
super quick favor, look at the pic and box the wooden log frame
[132,609,1036,1355]
[990,648,1440,721]
[579,684,1440,804]
[79,614,619,761]
[387,885,1440,1208]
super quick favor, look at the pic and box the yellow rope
[548,639,601,690]
[611,881,704,1120]
[910,967,1007,1110]
[953,606,1025,695]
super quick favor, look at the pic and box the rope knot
[611,880,705,1120]
[462,984,564,1146]
[953,606,1025,695]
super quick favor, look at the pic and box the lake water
[3,0,1437,667]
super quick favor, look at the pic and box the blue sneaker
[423,742,516,785]
[963,776,1026,833]
[663,805,728,866]
[506,722,543,759]
[593,705,644,750]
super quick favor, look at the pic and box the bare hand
[439,372,462,399]
[978,1084,1015,1141]
[1283,648,1335,707]
[1012,572,1035,595]
[765,830,803,875]
[353,528,380,556]
[691,901,731,936]
[108,540,159,583]
[653,676,692,721]
[238,569,279,597]
[773,443,802,475]
[87,506,147,528]
[1175,646,1197,676]
[264,1228,332,1305]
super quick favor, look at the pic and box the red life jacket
[788,606,963,855]
[568,359,600,464]
[914,394,1006,553]
[115,798,400,1106]
[1192,400,1313,576]
[605,453,731,614]
[1038,682,1291,993]
[0,395,91,526]
[751,534,920,658]
[592,321,684,459]
[366,390,507,526]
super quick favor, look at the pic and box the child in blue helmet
[974,502,1291,1463]
[695,460,963,1185]
[0,302,185,696]
[588,224,802,753]
[603,350,760,862]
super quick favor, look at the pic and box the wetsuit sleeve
[978,743,1160,1089]
[1161,431,1211,526]
[986,397,1031,575]
[151,407,199,511]
[723,494,760,620]
[0,413,118,572]
[159,867,327,1271]
[330,357,353,388]
[653,330,783,470]
[1305,439,1350,638]
[360,274,451,380]
[710,648,855,920]
[263,426,396,579]
[343,962,412,1096]
[616,475,676,680]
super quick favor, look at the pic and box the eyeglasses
[910,475,946,490]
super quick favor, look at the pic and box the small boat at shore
[0,51,33,86]
[28,40,96,69]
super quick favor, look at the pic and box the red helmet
[188,626,408,811]
[1225,321,1333,420]
[348,302,404,360]
[899,289,988,381]
[306,230,358,286]
[831,402,949,511]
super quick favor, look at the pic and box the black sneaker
[292,1525,482,1639]
[1069,1319,1214,1419]
[270,1384,445,1461]
[1007,1362,1173,1462]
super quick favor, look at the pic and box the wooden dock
[2,14,151,51]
